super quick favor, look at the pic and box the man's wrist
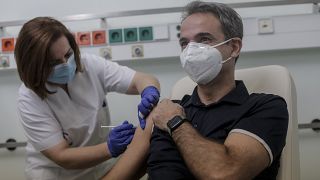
[167,115,188,136]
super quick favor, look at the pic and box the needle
[101,125,116,128]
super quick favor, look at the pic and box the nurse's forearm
[42,141,111,169]
[126,72,160,94]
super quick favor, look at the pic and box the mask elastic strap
[221,56,233,64]
[218,38,235,64]
[211,38,233,48]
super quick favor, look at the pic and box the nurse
[14,17,160,180]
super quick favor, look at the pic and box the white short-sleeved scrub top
[17,53,135,180]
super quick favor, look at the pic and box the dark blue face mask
[47,54,76,84]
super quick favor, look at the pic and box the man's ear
[230,37,242,58]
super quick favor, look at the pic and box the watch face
[167,116,184,130]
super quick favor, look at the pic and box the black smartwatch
[167,115,187,136]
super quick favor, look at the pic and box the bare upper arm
[41,139,69,165]
[224,132,270,178]
[126,72,139,94]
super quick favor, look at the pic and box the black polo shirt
[147,81,288,180]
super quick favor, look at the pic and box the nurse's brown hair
[14,17,82,99]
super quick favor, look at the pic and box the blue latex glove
[138,86,160,129]
[107,120,136,157]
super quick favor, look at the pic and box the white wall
[0,0,313,22]
[0,0,319,179]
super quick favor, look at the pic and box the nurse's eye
[49,59,64,67]
[65,51,73,60]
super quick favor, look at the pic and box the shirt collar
[45,83,58,92]
[184,80,249,107]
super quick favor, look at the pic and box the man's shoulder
[249,93,287,106]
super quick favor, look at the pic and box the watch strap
[167,115,187,136]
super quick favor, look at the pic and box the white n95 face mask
[180,39,233,85]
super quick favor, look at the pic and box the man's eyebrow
[179,32,218,44]
[194,32,217,40]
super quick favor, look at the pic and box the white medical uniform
[17,53,135,180]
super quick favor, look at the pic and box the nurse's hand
[138,86,160,129]
[107,121,136,157]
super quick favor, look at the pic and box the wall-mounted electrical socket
[0,56,10,67]
[99,47,112,60]
[1,38,15,52]
[76,32,91,46]
[92,30,107,45]
[109,29,123,44]
[258,18,274,34]
[124,28,138,42]
[139,27,153,41]
[131,45,144,58]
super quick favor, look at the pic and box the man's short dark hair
[182,1,243,41]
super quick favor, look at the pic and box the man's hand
[107,121,136,157]
[138,86,160,129]
[150,98,186,131]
